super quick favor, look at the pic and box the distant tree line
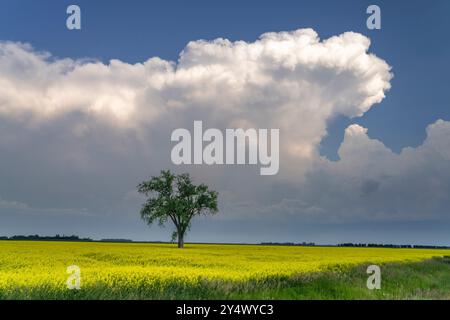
[99,239,133,243]
[0,234,93,241]
[0,236,448,249]
[260,242,450,249]
[260,242,316,246]
[0,235,139,242]
[338,243,450,249]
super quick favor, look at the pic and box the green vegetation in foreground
[228,256,450,300]
[0,241,449,299]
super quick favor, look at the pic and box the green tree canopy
[138,170,218,248]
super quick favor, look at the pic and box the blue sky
[0,0,449,244]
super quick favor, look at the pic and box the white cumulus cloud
[1,28,447,226]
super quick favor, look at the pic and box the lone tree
[137,170,218,248]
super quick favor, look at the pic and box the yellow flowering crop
[0,240,447,299]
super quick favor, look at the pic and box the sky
[0,0,449,245]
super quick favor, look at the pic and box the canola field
[0,240,448,299]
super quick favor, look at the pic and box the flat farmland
[0,241,448,299]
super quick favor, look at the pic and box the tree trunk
[177,232,184,248]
